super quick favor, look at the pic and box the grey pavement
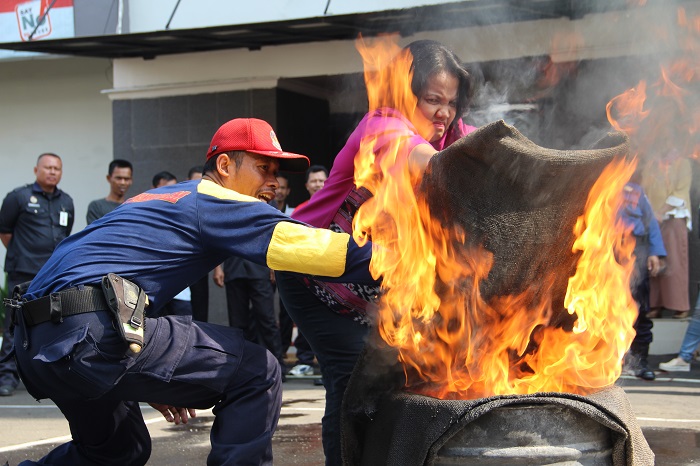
[0,353,698,465]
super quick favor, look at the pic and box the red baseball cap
[206,118,310,172]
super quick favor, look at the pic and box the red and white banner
[1,0,74,41]
[0,0,74,58]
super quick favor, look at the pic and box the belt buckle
[49,293,63,324]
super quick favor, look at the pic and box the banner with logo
[0,0,74,59]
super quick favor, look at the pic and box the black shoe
[635,367,656,381]
[0,384,15,396]
[313,377,324,386]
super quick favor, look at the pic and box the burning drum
[433,404,612,465]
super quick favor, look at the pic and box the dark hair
[37,152,61,164]
[305,165,328,183]
[187,165,205,179]
[202,152,245,177]
[152,170,177,188]
[405,40,472,135]
[108,159,133,176]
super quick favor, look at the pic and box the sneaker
[288,364,314,376]
[0,385,15,396]
[659,357,691,372]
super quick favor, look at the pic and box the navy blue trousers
[631,240,653,346]
[0,272,34,388]
[14,310,282,465]
[276,272,369,466]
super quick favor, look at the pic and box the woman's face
[412,71,459,143]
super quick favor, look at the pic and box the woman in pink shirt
[277,39,477,465]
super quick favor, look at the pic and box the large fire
[352,35,644,400]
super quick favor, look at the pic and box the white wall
[127,0,467,32]
[0,56,114,278]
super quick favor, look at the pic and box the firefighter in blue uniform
[8,118,377,466]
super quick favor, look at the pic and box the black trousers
[225,278,283,364]
[0,271,34,388]
[631,240,653,346]
[189,274,209,322]
[278,296,315,366]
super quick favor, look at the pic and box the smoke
[429,1,700,157]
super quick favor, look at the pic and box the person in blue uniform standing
[8,118,376,466]
[620,179,666,380]
[0,153,74,397]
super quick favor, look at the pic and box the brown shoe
[646,309,660,318]
[673,310,689,319]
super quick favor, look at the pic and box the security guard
[0,153,74,397]
[9,119,376,465]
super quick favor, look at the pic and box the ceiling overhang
[0,0,650,60]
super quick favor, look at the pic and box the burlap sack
[421,120,628,321]
[341,121,653,465]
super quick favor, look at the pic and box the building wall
[0,56,113,277]
[113,88,277,193]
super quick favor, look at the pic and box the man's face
[275,176,290,202]
[305,170,327,196]
[34,155,62,192]
[107,167,133,197]
[226,152,280,202]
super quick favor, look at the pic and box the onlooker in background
[152,170,177,188]
[274,173,295,215]
[659,300,700,372]
[305,165,328,198]
[274,174,295,360]
[276,39,477,463]
[0,153,74,396]
[293,164,328,211]
[279,169,325,377]
[86,159,133,225]
[620,180,666,381]
[214,255,285,375]
[186,165,210,322]
[642,148,692,319]
[271,174,317,378]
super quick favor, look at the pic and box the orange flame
[352,36,638,400]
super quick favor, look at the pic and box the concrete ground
[0,352,698,465]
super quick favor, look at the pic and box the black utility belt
[22,286,107,326]
[16,274,148,354]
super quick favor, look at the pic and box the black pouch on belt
[101,273,147,354]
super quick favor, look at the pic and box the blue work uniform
[620,182,666,345]
[13,179,374,466]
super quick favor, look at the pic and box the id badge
[59,211,69,226]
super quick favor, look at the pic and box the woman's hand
[149,403,197,425]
